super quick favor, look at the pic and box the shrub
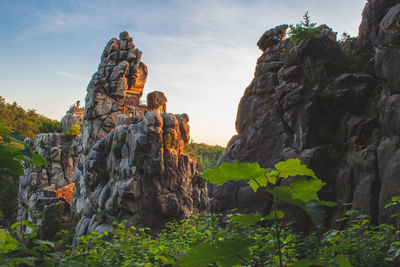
[38,119,62,133]
[65,124,80,137]
[288,12,322,45]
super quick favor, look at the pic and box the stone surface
[18,133,79,224]
[72,112,208,242]
[18,32,208,241]
[212,2,400,229]
[61,101,85,132]
[68,32,208,241]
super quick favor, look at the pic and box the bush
[38,119,62,133]
[288,12,322,45]
[65,124,80,137]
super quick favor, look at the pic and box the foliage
[288,12,322,45]
[38,118,62,134]
[2,211,400,266]
[0,220,63,266]
[112,133,126,160]
[197,159,335,266]
[183,141,225,173]
[0,96,61,140]
[0,122,48,229]
[163,133,172,150]
[65,124,80,137]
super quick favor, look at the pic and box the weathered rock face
[81,31,149,151]
[72,112,208,241]
[359,0,400,226]
[212,3,400,229]
[70,32,208,241]
[18,133,79,233]
[18,31,208,241]
[60,101,85,132]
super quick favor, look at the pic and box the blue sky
[0,0,366,145]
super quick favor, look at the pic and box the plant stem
[274,199,283,267]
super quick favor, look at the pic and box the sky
[0,0,366,146]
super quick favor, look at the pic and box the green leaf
[60,261,88,267]
[275,159,316,179]
[31,152,48,167]
[333,254,353,267]
[392,196,400,202]
[230,212,263,226]
[385,203,397,209]
[318,200,336,207]
[263,210,284,220]
[203,161,269,185]
[179,239,250,267]
[268,186,302,207]
[32,239,55,248]
[248,176,267,192]
[304,200,326,231]
[290,177,325,202]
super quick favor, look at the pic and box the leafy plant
[288,12,321,45]
[38,119,62,133]
[65,124,80,137]
[182,159,336,267]
[183,141,225,173]
[0,121,48,176]
[163,133,172,149]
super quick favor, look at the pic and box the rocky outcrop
[18,133,79,234]
[212,2,400,229]
[359,0,400,226]
[71,32,208,240]
[18,31,208,240]
[72,112,208,241]
[61,101,85,132]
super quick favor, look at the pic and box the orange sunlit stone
[56,183,75,204]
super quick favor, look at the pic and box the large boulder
[72,112,208,242]
[211,3,400,229]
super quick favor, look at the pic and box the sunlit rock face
[71,32,208,242]
[18,31,208,241]
[72,112,208,242]
[61,101,85,132]
[212,5,400,230]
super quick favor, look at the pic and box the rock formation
[18,133,79,236]
[60,101,85,132]
[211,1,400,229]
[18,31,209,240]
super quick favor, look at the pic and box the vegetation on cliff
[0,97,61,140]
[183,141,224,173]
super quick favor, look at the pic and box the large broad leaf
[275,159,316,179]
[31,152,48,167]
[0,145,25,175]
[60,261,88,267]
[333,254,353,267]
[268,186,328,230]
[230,212,263,226]
[318,200,336,207]
[248,170,279,192]
[248,176,267,192]
[179,239,250,267]
[263,210,284,220]
[203,161,269,185]
[268,186,304,207]
[290,177,325,202]
[304,200,326,231]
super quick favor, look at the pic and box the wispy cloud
[14,10,91,41]
[54,70,77,80]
